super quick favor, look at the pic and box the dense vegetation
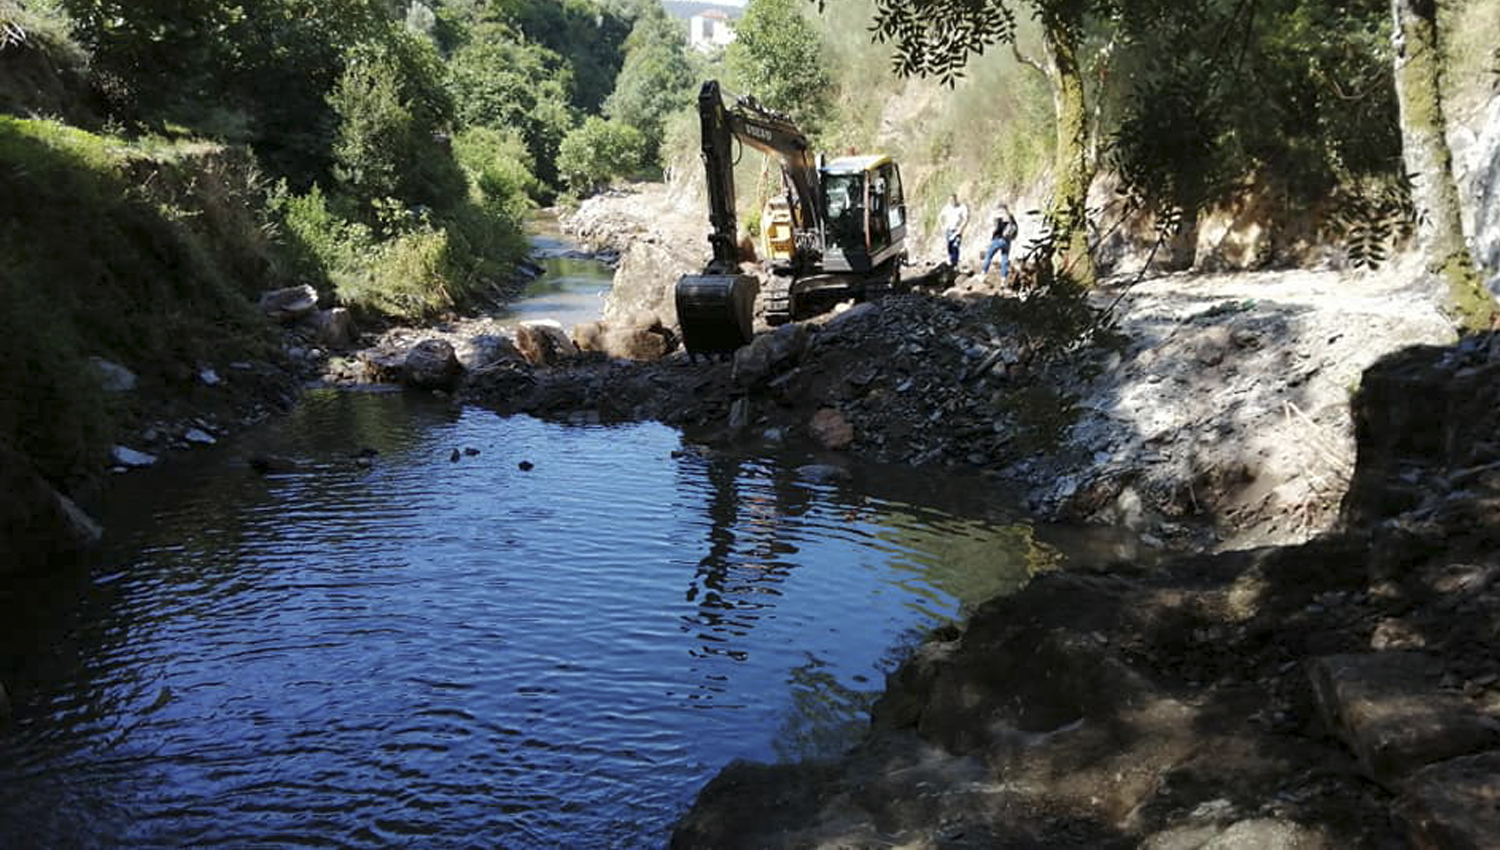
[0,0,701,486]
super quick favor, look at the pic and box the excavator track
[764,278,794,325]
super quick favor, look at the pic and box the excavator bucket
[674,273,759,355]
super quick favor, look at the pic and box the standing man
[938,193,969,268]
[982,202,1019,281]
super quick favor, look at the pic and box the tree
[604,4,696,162]
[445,22,576,190]
[728,0,832,132]
[1389,0,1496,328]
[557,115,646,194]
[860,0,1098,282]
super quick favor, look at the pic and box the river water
[0,243,1126,848]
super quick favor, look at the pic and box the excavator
[675,80,908,355]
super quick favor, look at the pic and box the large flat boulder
[1308,652,1500,787]
[1396,751,1500,850]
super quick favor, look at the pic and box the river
[0,237,1129,848]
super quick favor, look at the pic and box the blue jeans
[945,230,961,266]
[982,237,1011,277]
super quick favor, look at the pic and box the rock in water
[0,681,9,721]
[402,339,463,390]
[518,460,534,471]
[258,284,319,322]
[810,408,855,451]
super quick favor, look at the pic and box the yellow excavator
[675,80,909,355]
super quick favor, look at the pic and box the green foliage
[0,117,272,483]
[604,4,696,161]
[727,0,833,131]
[557,115,646,194]
[445,22,575,190]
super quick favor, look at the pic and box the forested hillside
[655,0,1497,309]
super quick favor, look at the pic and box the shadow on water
[0,391,1135,849]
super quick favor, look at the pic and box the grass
[0,116,275,487]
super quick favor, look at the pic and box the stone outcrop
[401,338,462,390]
[258,284,319,323]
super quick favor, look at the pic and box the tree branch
[1012,42,1047,78]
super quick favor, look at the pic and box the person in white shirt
[938,194,969,267]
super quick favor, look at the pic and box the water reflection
[0,397,1104,848]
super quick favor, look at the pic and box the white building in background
[688,9,736,53]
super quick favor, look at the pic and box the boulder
[88,357,136,392]
[1396,751,1500,850]
[732,322,810,387]
[310,308,355,348]
[599,327,669,362]
[402,339,463,390]
[1308,652,1500,787]
[572,320,609,352]
[456,334,523,370]
[810,408,855,451]
[258,284,319,322]
[111,445,157,468]
[515,321,578,367]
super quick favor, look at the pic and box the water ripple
[0,395,1067,849]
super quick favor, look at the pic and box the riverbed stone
[111,445,158,467]
[1395,751,1500,850]
[599,327,669,362]
[88,356,137,392]
[1308,652,1500,787]
[515,321,578,367]
[258,284,319,322]
[733,322,808,387]
[402,339,463,390]
[809,408,854,450]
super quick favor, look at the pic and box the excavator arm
[677,80,826,355]
[696,79,823,274]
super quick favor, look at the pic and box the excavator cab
[818,156,907,276]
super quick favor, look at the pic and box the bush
[557,115,646,194]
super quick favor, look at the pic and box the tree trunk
[1390,0,1496,329]
[1040,17,1097,286]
